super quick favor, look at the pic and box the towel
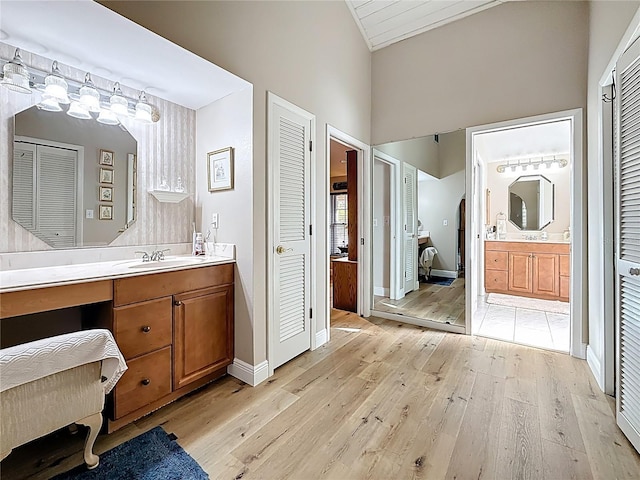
[419,246,438,269]
[0,329,127,394]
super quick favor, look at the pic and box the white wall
[485,159,571,236]
[105,0,372,365]
[586,1,640,391]
[376,136,439,178]
[373,160,390,294]
[371,1,589,144]
[196,87,254,364]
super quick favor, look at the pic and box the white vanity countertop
[485,238,570,244]
[0,254,235,293]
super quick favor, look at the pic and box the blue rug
[424,276,455,286]
[52,426,208,480]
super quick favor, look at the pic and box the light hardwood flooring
[2,309,639,479]
[374,278,465,326]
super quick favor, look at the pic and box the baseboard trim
[430,269,458,279]
[371,310,465,334]
[314,328,328,349]
[227,358,269,387]
[586,345,604,392]
[373,287,390,296]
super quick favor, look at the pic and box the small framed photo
[207,147,234,192]
[99,204,113,220]
[99,186,113,202]
[99,168,113,184]
[99,149,114,166]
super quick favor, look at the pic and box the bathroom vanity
[0,258,234,432]
[485,240,570,302]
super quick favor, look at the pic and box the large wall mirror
[508,174,554,231]
[13,105,137,248]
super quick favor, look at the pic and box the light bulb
[43,61,69,104]
[79,73,101,112]
[1,48,31,94]
[67,101,92,119]
[135,91,153,124]
[97,108,119,125]
[110,82,129,115]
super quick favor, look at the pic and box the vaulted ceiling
[346,0,503,51]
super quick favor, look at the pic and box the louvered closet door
[403,162,418,294]
[37,145,78,248]
[615,35,640,453]
[12,142,36,229]
[270,99,313,369]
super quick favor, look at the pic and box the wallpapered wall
[0,42,196,252]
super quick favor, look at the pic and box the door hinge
[361,237,364,245]
[309,308,313,319]
[309,224,313,235]
[309,140,313,152]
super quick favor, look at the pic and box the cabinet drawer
[486,251,508,271]
[560,275,570,300]
[115,347,171,419]
[114,263,234,306]
[559,254,570,277]
[486,270,508,292]
[114,297,172,359]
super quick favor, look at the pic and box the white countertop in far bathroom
[0,244,236,293]
[485,238,570,244]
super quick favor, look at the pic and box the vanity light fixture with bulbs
[495,155,568,174]
[0,47,160,125]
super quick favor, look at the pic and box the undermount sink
[121,256,206,269]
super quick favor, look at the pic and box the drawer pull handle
[141,378,151,386]
[630,267,640,276]
[174,301,183,306]
[141,326,151,333]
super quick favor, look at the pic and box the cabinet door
[508,252,532,293]
[532,253,560,297]
[173,285,234,389]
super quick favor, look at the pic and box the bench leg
[77,412,102,469]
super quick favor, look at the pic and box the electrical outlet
[85,209,94,219]
[211,213,219,229]
[443,219,448,226]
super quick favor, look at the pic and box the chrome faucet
[135,249,170,262]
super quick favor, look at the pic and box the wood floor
[374,278,465,326]
[3,310,639,479]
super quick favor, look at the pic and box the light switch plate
[211,213,219,229]
[443,219,448,226]
[86,209,94,219]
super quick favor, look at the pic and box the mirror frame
[508,174,555,231]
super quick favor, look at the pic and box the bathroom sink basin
[123,257,206,269]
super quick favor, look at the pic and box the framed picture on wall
[207,147,234,192]
[99,168,113,184]
[99,204,112,220]
[99,149,114,166]
[99,186,113,202]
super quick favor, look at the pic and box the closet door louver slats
[270,99,312,370]
[615,36,640,453]
[12,143,36,230]
[403,163,418,294]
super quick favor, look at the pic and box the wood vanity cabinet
[485,242,569,302]
[109,263,234,431]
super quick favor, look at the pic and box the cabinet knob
[141,378,151,386]
[174,301,183,306]
[141,325,151,333]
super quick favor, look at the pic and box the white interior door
[615,36,640,453]
[268,94,314,370]
[402,162,418,294]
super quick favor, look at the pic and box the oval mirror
[508,174,554,230]
[12,105,137,248]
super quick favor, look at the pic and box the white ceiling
[475,120,572,164]
[0,0,250,110]
[346,0,503,51]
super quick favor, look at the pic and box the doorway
[466,109,584,357]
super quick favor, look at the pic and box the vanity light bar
[0,50,160,124]
[496,155,568,173]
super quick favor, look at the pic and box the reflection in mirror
[13,105,137,248]
[372,131,466,328]
[508,175,554,231]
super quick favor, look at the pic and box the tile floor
[473,297,570,352]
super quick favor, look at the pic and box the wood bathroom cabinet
[0,262,234,432]
[485,241,569,302]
